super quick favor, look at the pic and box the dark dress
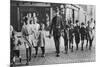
[80,27,86,40]
[74,26,80,44]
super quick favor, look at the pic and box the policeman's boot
[56,53,60,57]
[56,47,60,57]
[41,47,45,57]
[55,41,60,57]
[56,49,60,57]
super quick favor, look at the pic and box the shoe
[56,54,60,57]
[41,54,45,57]
[26,62,29,65]
[89,47,91,50]
[34,55,37,58]
[81,48,84,51]
[29,57,31,61]
[71,49,73,52]
[65,51,68,54]
[76,48,78,50]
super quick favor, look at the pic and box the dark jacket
[80,27,86,40]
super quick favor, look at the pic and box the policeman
[73,20,80,50]
[49,7,64,57]
[80,23,86,51]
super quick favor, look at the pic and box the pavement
[12,31,96,66]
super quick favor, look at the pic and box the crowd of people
[10,6,95,65]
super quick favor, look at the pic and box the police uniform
[50,14,64,57]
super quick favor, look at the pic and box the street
[14,31,95,66]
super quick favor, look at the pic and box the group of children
[10,12,46,65]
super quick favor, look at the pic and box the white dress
[32,23,40,47]
[22,24,31,48]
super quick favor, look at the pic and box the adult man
[49,7,64,57]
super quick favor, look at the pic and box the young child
[35,23,45,57]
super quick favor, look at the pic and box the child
[12,33,22,65]
[34,23,45,57]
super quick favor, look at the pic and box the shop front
[11,1,51,32]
